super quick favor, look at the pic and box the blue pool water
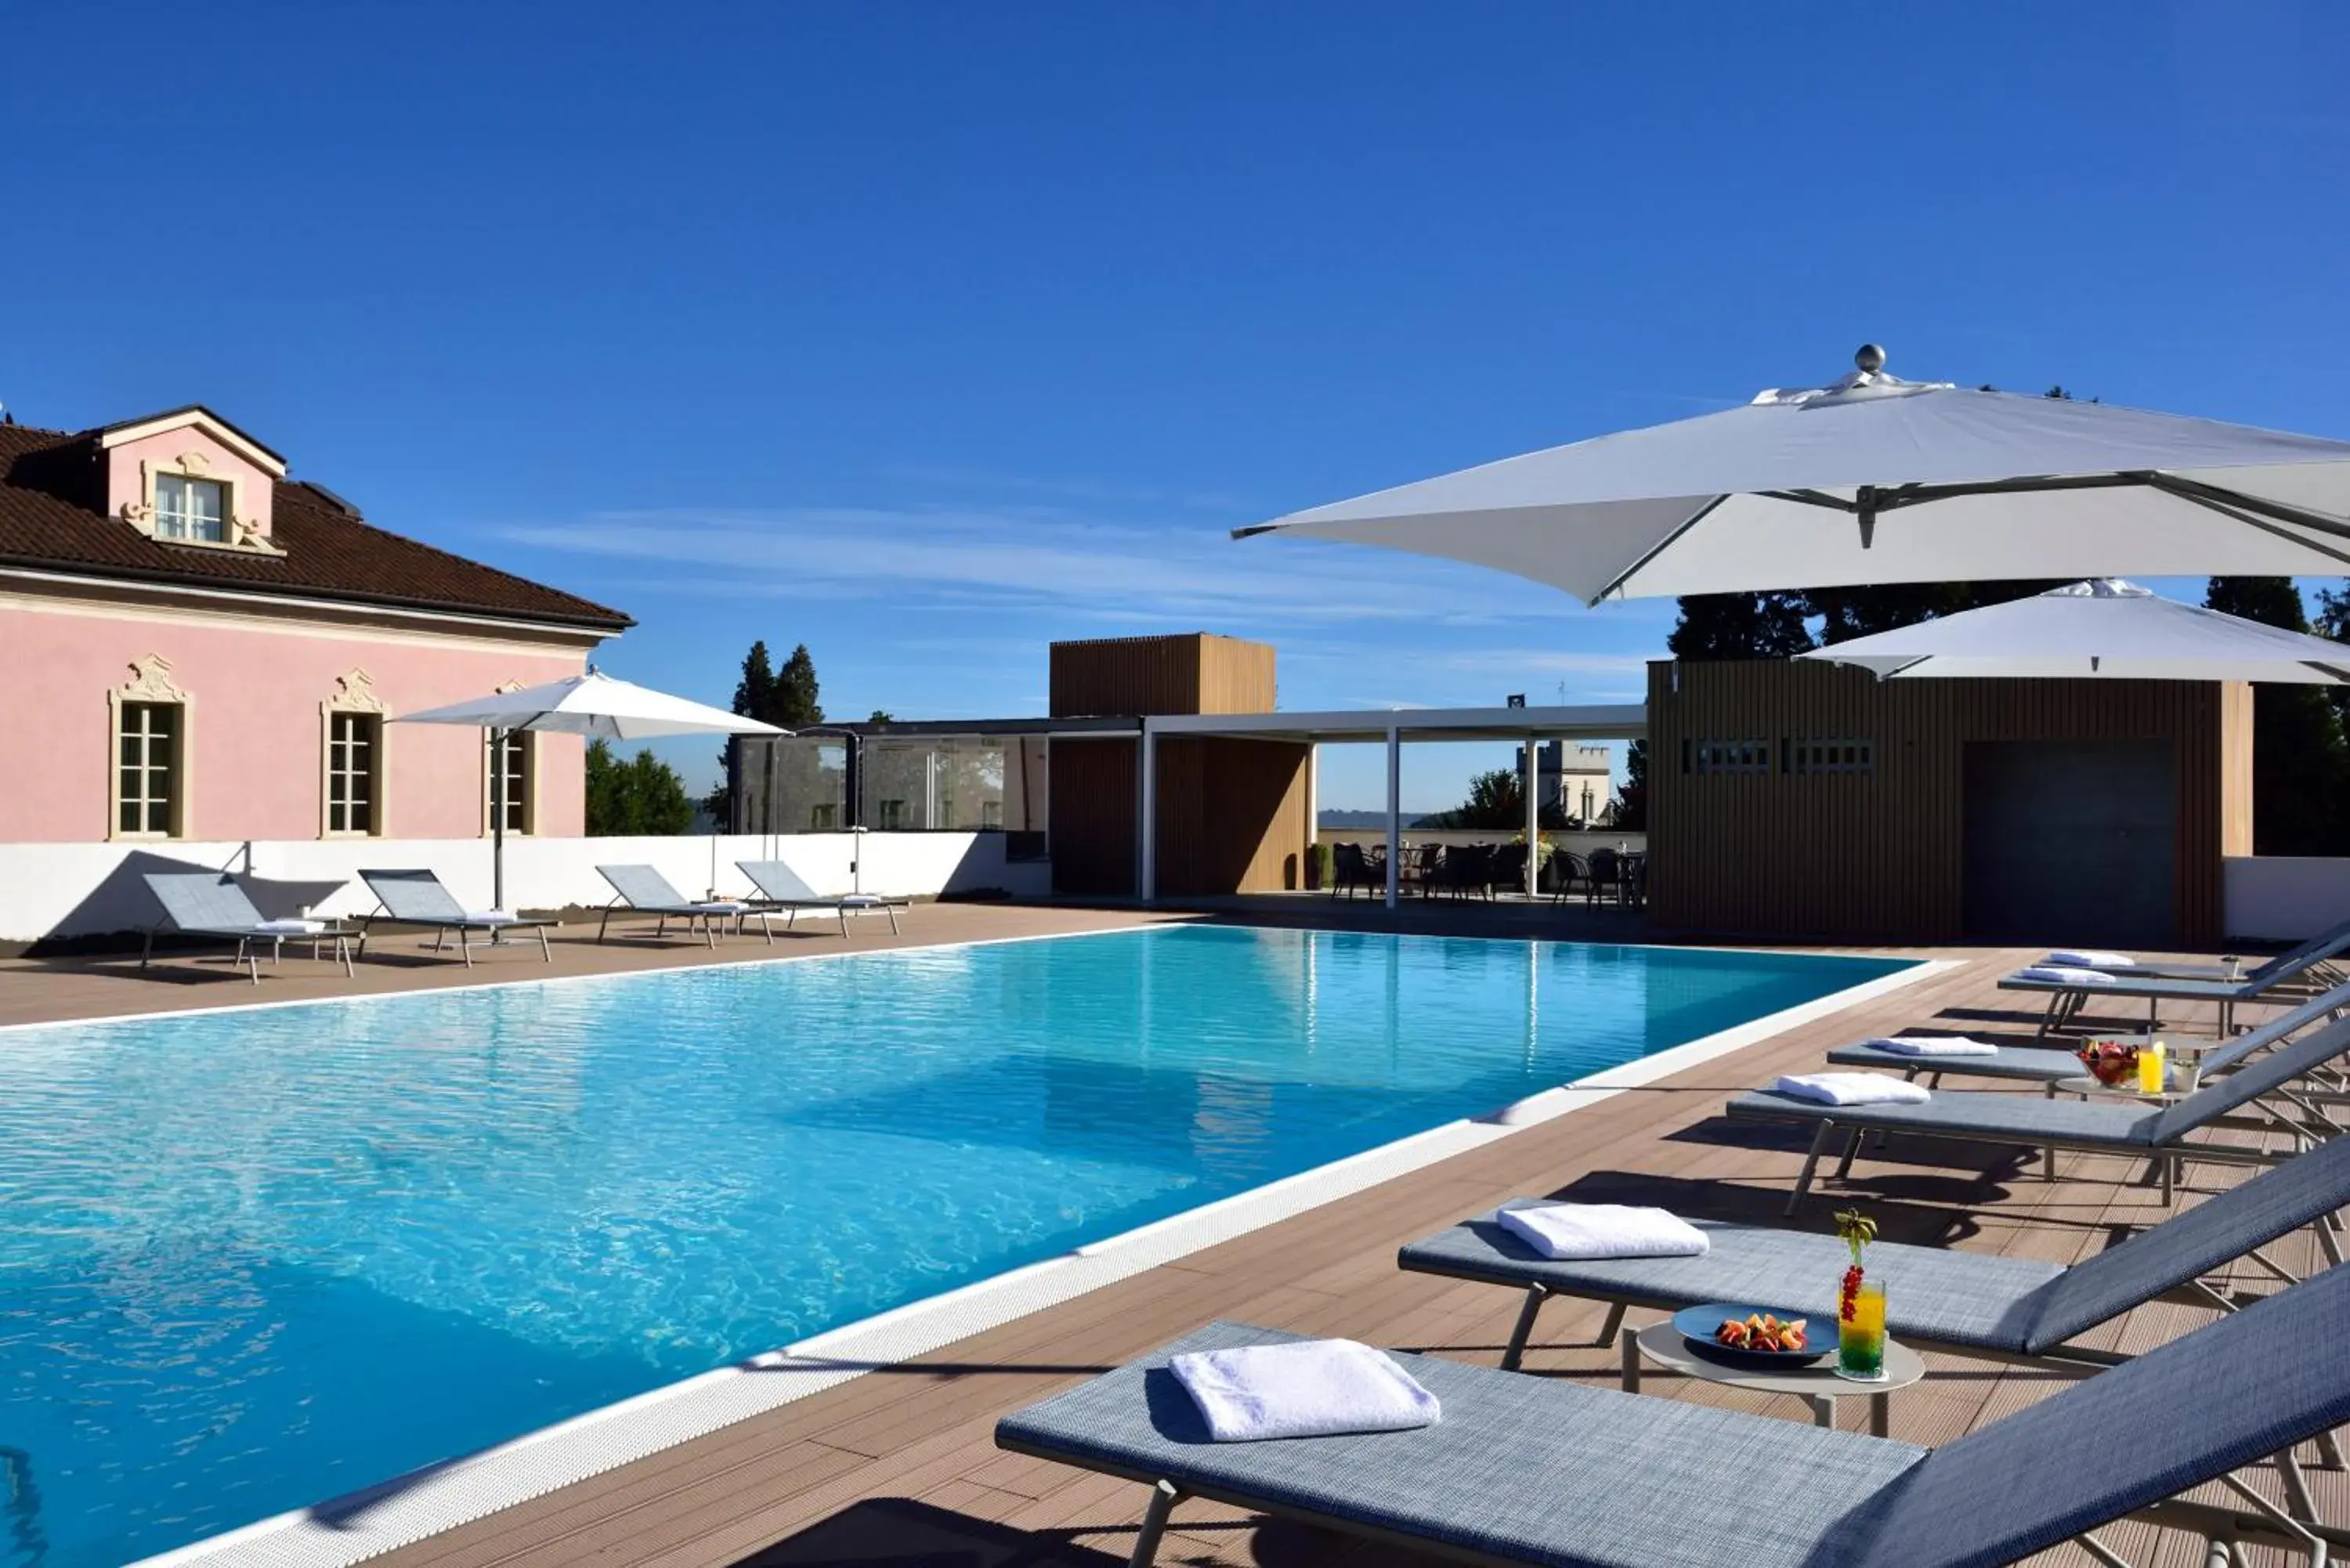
[0,927,1908,1565]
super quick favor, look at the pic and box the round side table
[1621,1321,1925,1437]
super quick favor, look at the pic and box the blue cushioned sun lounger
[594,864,768,947]
[142,872,356,984]
[1398,1130,2350,1377]
[736,858,903,937]
[1728,1012,2350,1215]
[356,869,554,965]
[1825,979,2350,1088]
[999,1269,2350,1568]
[2003,919,2350,1039]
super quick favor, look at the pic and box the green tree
[732,640,779,723]
[710,640,828,820]
[868,709,895,724]
[1421,767,1526,830]
[2315,583,2350,733]
[1667,592,1813,659]
[1612,740,1648,831]
[2206,577,2350,856]
[587,739,696,835]
[775,644,824,727]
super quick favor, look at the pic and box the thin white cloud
[494,502,1581,629]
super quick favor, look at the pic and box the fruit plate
[1671,1302,1835,1364]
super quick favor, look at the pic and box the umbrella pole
[492,726,507,923]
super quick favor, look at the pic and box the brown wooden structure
[1647,659,2253,948]
[1047,634,1312,898]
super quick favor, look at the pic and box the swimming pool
[0,926,1911,1565]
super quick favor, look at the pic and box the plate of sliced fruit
[1671,1303,1830,1364]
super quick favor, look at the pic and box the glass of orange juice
[2136,1039,2167,1096]
[1837,1281,1887,1380]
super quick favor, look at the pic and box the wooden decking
[6,907,2334,1567]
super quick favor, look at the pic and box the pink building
[0,405,630,847]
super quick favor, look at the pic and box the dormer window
[155,473,228,543]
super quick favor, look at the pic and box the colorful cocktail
[1838,1281,1887,1380]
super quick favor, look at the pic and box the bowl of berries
[1672,1303,1828,1364]
[2077,1040,2140,1088]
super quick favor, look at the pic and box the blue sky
[5,3,2345,810]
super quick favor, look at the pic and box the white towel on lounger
[1864,1035,2000,1058]
[2047,949,2135,969]
[1169,1339,1441,1442]
[465,909,522,924]
[252,918,327,935]
[1497,1202,1709,1260]
[2016,966,2119,987]
[1773,1072,1933,1107]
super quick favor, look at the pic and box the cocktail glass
[1837,1282,1886,1381]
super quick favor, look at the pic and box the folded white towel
[693,901,750,913]
[1773,1072,1933,1107]
[1864,1035,2001,1058]
[1169,1339,1441,1442]
[2048,950,2135,969]
[252,918,327,935]
[2016,966,2119,987]
[1497,1202,1709,1260]
[465,909,522,924]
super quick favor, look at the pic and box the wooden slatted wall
[1049,634,1275,717]
[1048,738,1137,895]
[1647,660,2251,946]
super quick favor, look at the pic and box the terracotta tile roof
[0,421,631,632]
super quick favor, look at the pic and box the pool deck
[6,904,2336,1568]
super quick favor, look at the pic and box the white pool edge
[136,952,1954,1568]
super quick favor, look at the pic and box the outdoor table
[1621,1321,1924,1436]
[2055,1074,2196,1201]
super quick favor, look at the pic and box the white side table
[1622,1321,1925,1437]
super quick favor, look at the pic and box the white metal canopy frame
[1136,705,1646,910]
[1237,345,2350,602]
[396,670,788,909]
[1797,578,2350,685]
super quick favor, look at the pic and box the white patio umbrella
[1238,346,2350,602]
[1796,578,2350,684]
[396,670,787,909]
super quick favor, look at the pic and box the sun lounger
[1825,979,2350,1089]
[736,858,904,936]
[1400,1130,2350,1380]
[2004,919,2350,1039]
[356,868,554,965]
[594,864,769,946]
[998,1270,2350,1568]
[141,872,356,984]
[1727,1012,2350,1215]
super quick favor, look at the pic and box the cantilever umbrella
[396,670,787,908]
[1795,578,2350,684]
[1238,346,2350,602]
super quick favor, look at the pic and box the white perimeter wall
[2224,856,2350,943]
[0,833,1049,942]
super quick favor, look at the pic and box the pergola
[1141,704,1647,907]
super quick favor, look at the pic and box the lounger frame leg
[1129,1479,1183,1568]
[1593,1299,1625,1351]
[1502,1284,1546,1371]
[537,925,551,962]
[1787,1122,1836,1216]
[2075,1532,2135,1568]
[1835,1127,1863,1181]
[1619,1324,1640,1393]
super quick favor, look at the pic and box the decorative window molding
[481,681,538,836]
[320,668,392,837]
[107,654,193,839]
[1787,737,1875,775]
[1683,737,1770,775]
[121,450,284,555]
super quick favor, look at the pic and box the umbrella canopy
[396,670,787,739]
[1796,579,2350,684]
[1237,346,2350,603]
